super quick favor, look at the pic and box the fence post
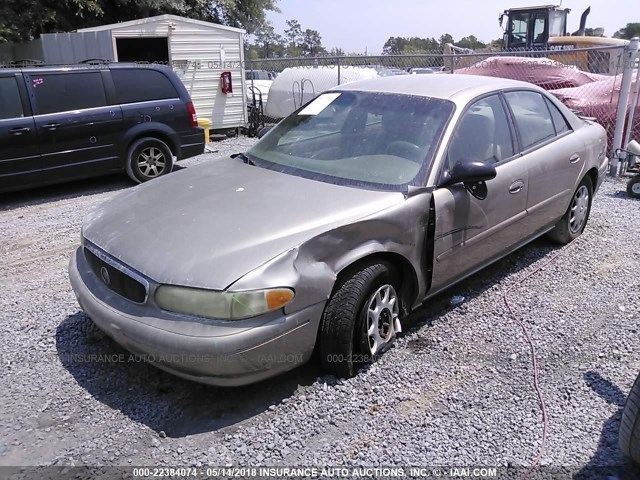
[337,56,341,85]
[622,59,640,153]
[610,37,639,176]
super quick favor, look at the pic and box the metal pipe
[610,37,639,176]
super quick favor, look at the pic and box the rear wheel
[319,262,402,378]
[620,371,640,464]
[547,176,593,244]
[126,137,174,183]
[627,175,640,199]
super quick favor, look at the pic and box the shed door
[115,38,169,63]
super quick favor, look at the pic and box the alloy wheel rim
[137,147,167,177]
[365,284,400,356]
[632,182,640,195]
[569,185,589,234]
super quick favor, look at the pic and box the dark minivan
[0,63,204,193]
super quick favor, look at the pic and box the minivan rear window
[31,72,107,115]
[112,69,178,104]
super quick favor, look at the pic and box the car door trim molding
[435,209,528,262]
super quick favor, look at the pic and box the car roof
[331,73,543,104]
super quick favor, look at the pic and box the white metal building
[0,15,248,130]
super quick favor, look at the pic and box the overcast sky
[266,0,636,54]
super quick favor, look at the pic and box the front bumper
[68,248,324,386]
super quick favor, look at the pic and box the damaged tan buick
[69,74,608,386]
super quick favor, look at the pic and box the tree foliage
[246,18,326,58]
[613,22,640,39]
[0,0,279,42]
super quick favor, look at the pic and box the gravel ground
[1,136,639,477]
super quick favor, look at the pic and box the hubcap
[632,182,640,195]
[365,284,400,356]
[137,147,166,177]
[569,185,589,234]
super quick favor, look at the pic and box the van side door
[25,70,123,181]
[0,73,40,192]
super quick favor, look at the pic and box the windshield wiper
[231,152,254,165]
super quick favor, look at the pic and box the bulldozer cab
[500,5,570,50]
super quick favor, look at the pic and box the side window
[447,94,515,170]
[31,72,106,115]
[510,12,529,45]
[0,77,24,119]
[544,97,571,135]
[505,91,556,150]
[533,14,546,44]
[111,69,179,104]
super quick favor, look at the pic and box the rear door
[504,90,585,231]
[25,70,123,180]
[430,94,529,290]
[0,73,40,192]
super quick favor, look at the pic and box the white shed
[0,15,248,131]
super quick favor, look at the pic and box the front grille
[84,247,147,304]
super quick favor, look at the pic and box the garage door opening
[115,38,169,63]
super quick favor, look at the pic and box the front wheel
[319,262,402,378]
[546,176,593,245]
[627,175,640,199]
[126,137,174,183]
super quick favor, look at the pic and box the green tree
[456,35,486,50]
[253,21,284,58]
[613,22,640,39]
[438,33,454,47]
[284,18,302,55]
[301,28,325,56]
[0,0,280,42]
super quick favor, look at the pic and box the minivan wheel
[546,176,593,245]
[319,262,402,378]
[126,137,174,183]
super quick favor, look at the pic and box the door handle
[569,153,581,164]
[43,122,60,131]
[509,180,525,194]
[9,127,31,136]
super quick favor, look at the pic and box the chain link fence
[245,44,639,154]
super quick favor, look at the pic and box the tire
[620,371,640,464]
[125,137,174,184]
[319,262,402,378]
[546,175,593,245]
[627,176,640,199]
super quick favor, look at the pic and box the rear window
[112,69,179,104]
[31,72,107,115]
[0,77,24,119]
[545,97,571,135]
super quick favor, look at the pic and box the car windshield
[246,91,454,191]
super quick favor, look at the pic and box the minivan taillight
[186,101,198,127]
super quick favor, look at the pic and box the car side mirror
[257,126,272,139]
[448,160,497,200]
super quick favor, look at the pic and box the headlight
[155,286,295,320]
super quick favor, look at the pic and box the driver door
[430,94,530,291]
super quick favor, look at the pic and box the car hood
[83,157,403,290]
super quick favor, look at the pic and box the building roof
[76,14,245,34]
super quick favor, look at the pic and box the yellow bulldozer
[499,4,628,73]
